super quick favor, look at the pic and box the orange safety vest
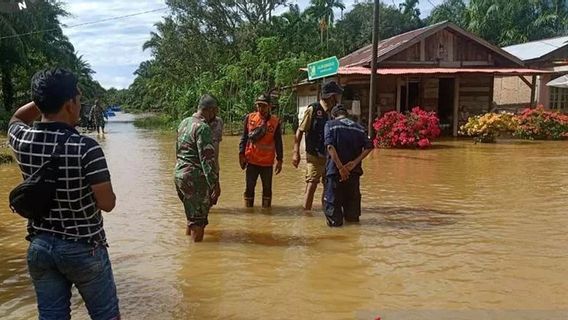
[245,112,279,167]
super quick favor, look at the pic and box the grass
[0,139,13,165]
[133,114,176,131]
[132,113,296,136]
[0,152,13,164]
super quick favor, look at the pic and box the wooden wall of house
[421,78,439,112]
[295,84,319,123]
[425,30,455,63]
[527,46,568,69]
[459,76,493,115]
[339,75,399,123]
[388,43,421,62]
[296,84,318,100]
[382,29,518,67]
[377,76,397,115]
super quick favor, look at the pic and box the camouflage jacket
[174,114,219,194]
[89,105,105,126]
[209,116,223,172]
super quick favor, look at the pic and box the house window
[549,87,568,110]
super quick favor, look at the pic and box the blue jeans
[27,233,120,320]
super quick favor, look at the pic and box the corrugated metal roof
[336,66,550,76]
[503,36,568,61]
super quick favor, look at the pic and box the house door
[438,78,455,135]
[400,81,420,113]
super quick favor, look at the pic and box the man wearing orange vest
[239,94,283,208]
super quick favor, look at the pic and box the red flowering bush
[373,107,441,148]
[514,106,568,140]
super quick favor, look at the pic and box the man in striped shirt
[8,68,120,320]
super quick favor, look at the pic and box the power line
[0,7,168,41]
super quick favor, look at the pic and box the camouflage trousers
[174,177,211,227]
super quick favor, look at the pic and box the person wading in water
[89,99,106,136]
[174,95,221,242]
[292,81,343,211]
[239,94,283,208]
[323,105,373,227]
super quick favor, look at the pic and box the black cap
[331,104,348,117]
[255,94,272,105]
[321,81,343,99]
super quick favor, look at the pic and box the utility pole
[368,0,380,135]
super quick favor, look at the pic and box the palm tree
[0,11,31,111]
[306,0,345,48]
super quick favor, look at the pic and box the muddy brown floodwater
[1,113,567,319]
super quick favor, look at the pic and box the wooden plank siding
[459,76,494,115]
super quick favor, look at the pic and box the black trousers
[323,175,361,227]
[245,164,273,200]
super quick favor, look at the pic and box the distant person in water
[323,105,373,227]
[174,94,220,242]
[89,99,106,135]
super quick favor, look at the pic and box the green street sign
[307,56,339,81]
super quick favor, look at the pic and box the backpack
[9,132,72,220]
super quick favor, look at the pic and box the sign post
[368,0,380,135]
[307,56,339,81]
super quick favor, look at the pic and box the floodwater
[1,113,567,320]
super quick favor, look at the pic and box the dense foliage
[0,0,105,130]
[459,112,518,143]
[460,107,568,143]
[514,106,568,140]
[373,107,441,148]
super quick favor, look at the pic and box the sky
[59,0,443,89]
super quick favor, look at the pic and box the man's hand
[292,152,300,168]
[339,166,350,182]
[239,154,247,170]
[345,161,357,172]
[275,160,283,175]
[210,183,221,206]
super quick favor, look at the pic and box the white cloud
[97,75,131,89]
[61,0,166,89]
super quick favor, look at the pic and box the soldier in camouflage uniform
[89,99,106,135]
[209,116,224,173]
[174,95,221,242]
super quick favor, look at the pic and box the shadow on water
[382,154,434,161]
[203,229,347,247]
[361,206,463,229]
[212,205,311,217]
[212,205,462,233]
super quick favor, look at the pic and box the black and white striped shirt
[8,121,111,245]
